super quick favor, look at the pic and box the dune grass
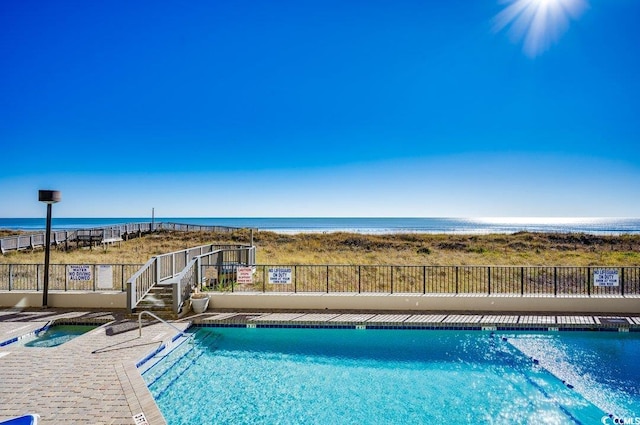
[1,229,640,267]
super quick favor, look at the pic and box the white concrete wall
[0,291,126,309]
[1,291,637,314]
[209,292,640,314]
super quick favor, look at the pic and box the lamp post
[39,190,61,308]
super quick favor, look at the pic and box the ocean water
[1,217,640,235]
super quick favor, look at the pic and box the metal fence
[0,264,141,292]
[205,265,640,296]
[4,262,637,300]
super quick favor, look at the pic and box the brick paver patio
[0,309,187,425]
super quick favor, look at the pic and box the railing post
[8,264,12,291]
[587,267,591,296]
[390,266,394,294]
[455,266,459,294]
[423,266,426,294]
[621,267,625,296]
[195,257,201,290]
[358,265,361,293]
[326,265,329,293]
[156,258,161,286]
[263,266,266,293]
[487,266,491,295]
[294,265,297,293]
[231,264,235,292]
[126,280,132,312]
[172,280,180,314]
[520,266,524,295]
[554,267,557,296]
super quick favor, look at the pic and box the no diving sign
[68,265,92,281]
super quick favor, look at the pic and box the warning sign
[268,268,292,284]
[237,267,253,284]
[68,265,92,281]
[593,268,619,287]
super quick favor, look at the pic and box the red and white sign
[237,266,253,284]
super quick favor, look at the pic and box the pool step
[144,330,218,398]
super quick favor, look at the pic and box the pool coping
[188,312,640,332]
[0,317,114,347]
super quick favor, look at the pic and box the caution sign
[593,268,619,287]
[268,267,292,284]
[237,267,253,284]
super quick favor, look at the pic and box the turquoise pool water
[143,328,640,424]
[22,325,96,348]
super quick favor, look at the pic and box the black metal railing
[204,265,640,296]
[4,263,638,297]
[0,264,141,292]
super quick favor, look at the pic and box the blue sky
[1,0,639,218]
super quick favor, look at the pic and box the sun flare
[493,0,588,57]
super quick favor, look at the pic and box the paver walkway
[0,309,188,425]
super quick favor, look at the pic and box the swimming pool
[0,325,97,348]
[143,327,640,424]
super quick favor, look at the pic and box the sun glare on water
[493,0,588,57]
[475,217,601,225]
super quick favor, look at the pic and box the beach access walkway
[0,222,244,254]
[1,309,639,425]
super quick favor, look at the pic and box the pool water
[508,333,640,419]
[22,325,96,348]
[143,328,640,425]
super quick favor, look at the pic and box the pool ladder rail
[137,310,193,339]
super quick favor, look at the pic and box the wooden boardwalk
[0,222,244,254]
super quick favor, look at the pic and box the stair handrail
[172,245,257,314]
[127,243,255,313]
[138,310,191,338]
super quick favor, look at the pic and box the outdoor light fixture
[39,190,61,308]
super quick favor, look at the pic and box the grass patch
[1,230,639,267]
